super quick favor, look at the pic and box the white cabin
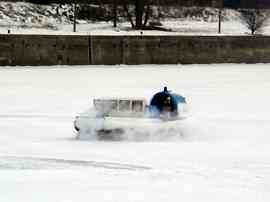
[93,98,147,118]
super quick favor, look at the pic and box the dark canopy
[8,0,270,9]
[223,0,270,9]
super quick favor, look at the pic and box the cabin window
[108,100,117,111]
[94,99,117,112]
[132,100,143,112]
[119,100,130,111]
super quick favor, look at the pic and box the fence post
[113,0,117,27]
[218,8,222,34]
[218,0,223,34]
[73,0,77,32]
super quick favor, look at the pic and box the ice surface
[1,64,270,202]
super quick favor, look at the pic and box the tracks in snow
[0,156,151,171]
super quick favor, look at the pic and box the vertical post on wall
[218,0,222,34]
[218,8,222,33]
[73,0,77,32]
[113,0,117,27]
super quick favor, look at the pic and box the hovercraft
[74,87,188,140]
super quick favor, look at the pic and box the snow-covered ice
[1,64,270,202]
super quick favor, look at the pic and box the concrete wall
[1,34,270,66]
[0,35,90,66]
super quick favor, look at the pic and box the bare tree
[240,9,270,35]
[122,0,153,29]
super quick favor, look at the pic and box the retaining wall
[1,34,270,66]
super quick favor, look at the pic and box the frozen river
[1,64,270,202]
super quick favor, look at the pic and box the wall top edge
[1,34,270,39]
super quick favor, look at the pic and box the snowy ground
[0,20,252,36]
[1,2,270,35]
[0,19,255,36]
[1,64,270,202]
